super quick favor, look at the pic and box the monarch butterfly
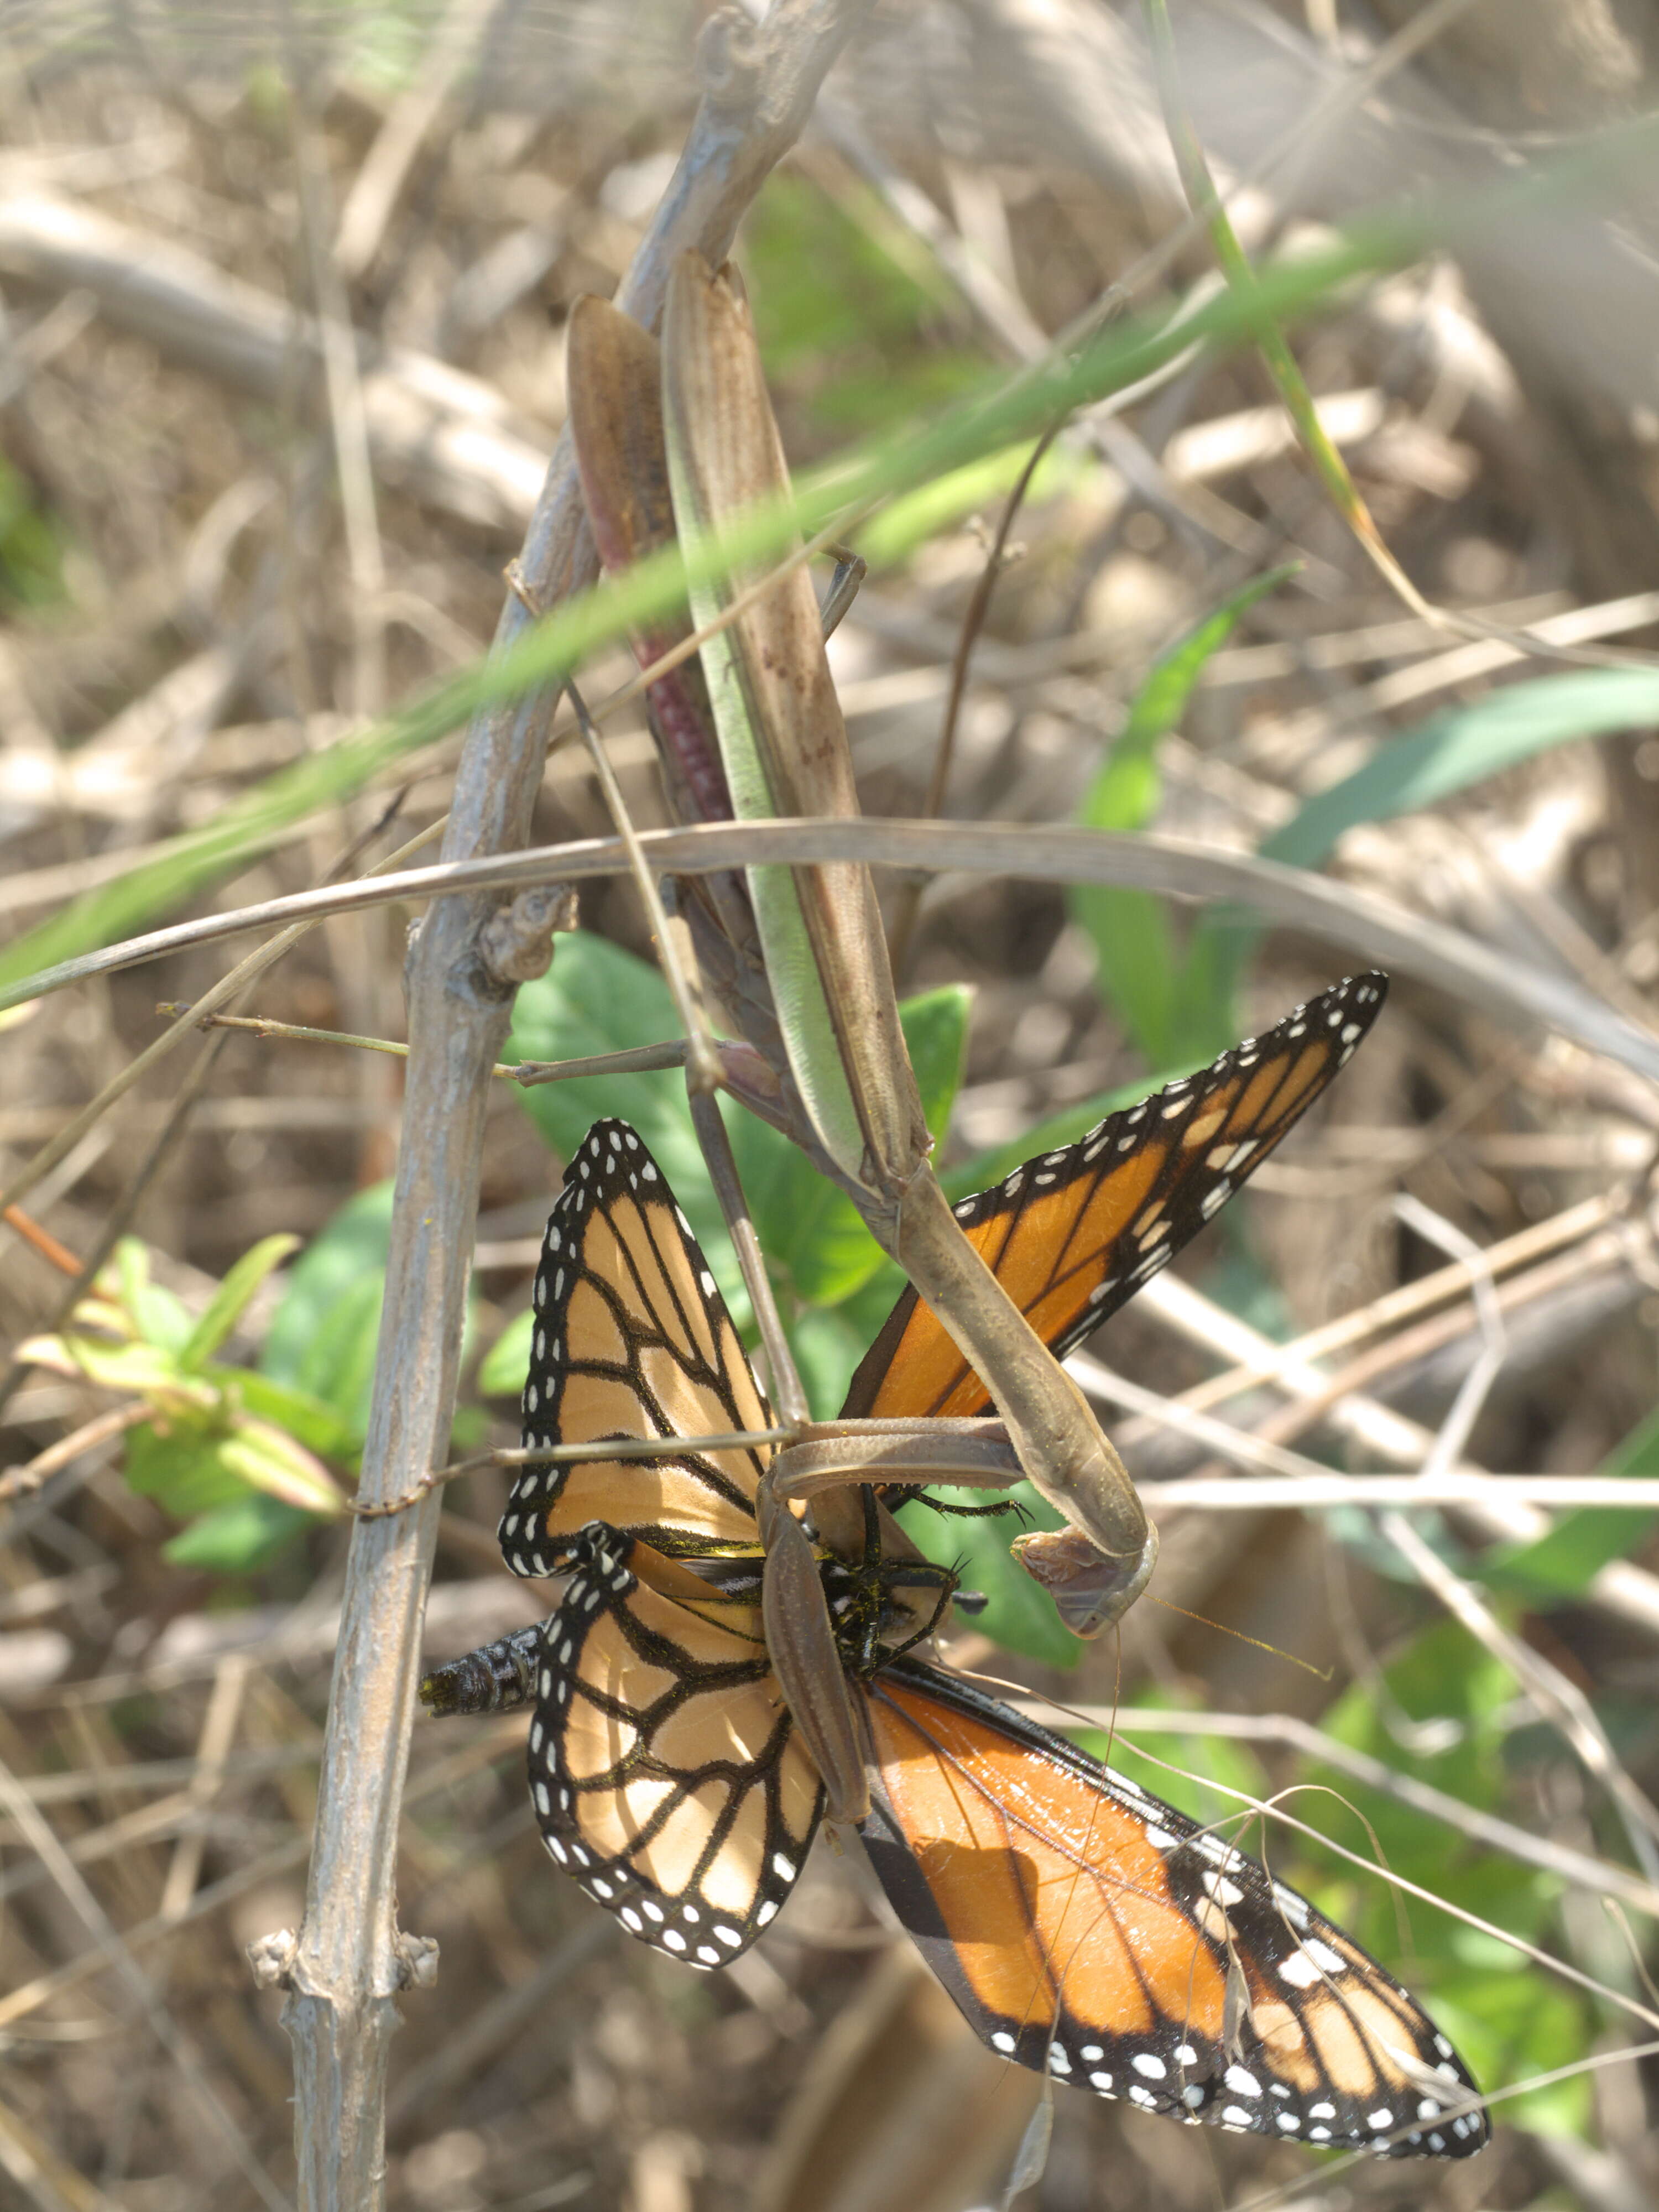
[424,971,1489,2156]
[495,969,1389,1567]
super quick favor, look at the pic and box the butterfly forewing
[858,1658,1485,2159]
[500,1120,774,1573]
[842,973,1387,1422]
[528,1524,824,1964]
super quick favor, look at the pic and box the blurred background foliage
[6,4,1659,2210]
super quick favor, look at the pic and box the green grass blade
[1480,1398,1659,1604]
[1265,668,1659,871]
[1182,664,1659,1047]
[1072,568,1294,1063]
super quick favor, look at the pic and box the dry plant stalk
[20,817,1659,1085]
[265,8,884,2207]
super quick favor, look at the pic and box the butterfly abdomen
[419,1623,542,1717]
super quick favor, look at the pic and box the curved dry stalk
[351,1416,1011,1524]
[887,418,1063,981]
[18,817,1659,1083]
[1130,1474,1659,1511]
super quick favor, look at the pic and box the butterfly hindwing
[526,1523,824,1964]
[858,1657,1485,2158]
[500,1120,773,1574]
[842,973,1387,1422]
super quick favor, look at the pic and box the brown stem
[273,7,883,2204]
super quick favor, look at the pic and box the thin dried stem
[16,818,1659,1084]
[1156,1194,1617,1423]
[889,421,1063,979]
[0,1751,290,2212]
[561,676,722,1095]
[163,1011,700,1095]
[1129,1474,1659,1511]
[1129,1268,1659,1642]
[1,1203,82,1276]
[0,819,446,1222]
[0,1403,152,1504]
[293,100,387,720]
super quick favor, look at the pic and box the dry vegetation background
[6,2,1659,2209]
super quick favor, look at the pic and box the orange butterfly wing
[841,973,1386,1422]
[859,1658,1486,2159]
[500,1120,774,1573]
[524,1525,822,1963]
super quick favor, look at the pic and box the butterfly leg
[839,1486,962,1676]
[886,1484,1027,1523]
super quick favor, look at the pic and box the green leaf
[1071,886,1185,1071]
[1072,569,1294,1066]
[1430,1964,1590,2141]
[227,1370,362,1465]
[123,1394,345,1524]
[1266,669,1659,873]
[1160,913,1252,1066]
[1126,568,1300,767]
[904,1481,1081,1671]
[260,1185,395,1441]
[163,1493,314,1573]
[217,1419,345,1516]
[125,1416,247,1516]
[1292,1620,1535,1956]
[793,1262,909,1421]
[22,1334,201,1398]
[1482,1397,1659,1603]
[114,1238,194,1354]
[733,985,972,1310]
[506,933,743,1322]
[179,1234,301,1371]
[479,1307,534,1401]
